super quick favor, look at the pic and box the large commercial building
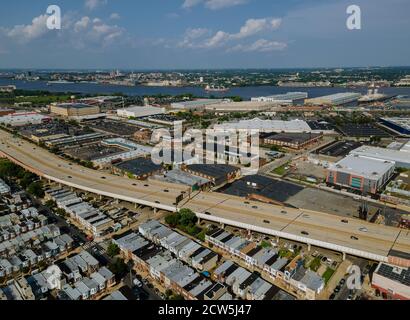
[380,118,410,136]
[251,92,308,104]
[0,85,16,93]
[0,112,51,127]
[214,118,312,134]
[263,132,323,150]
[326,155,395,194]
[50,103,101,118]
[372,263,410,300]
[305,93,362,106]
[117,106,165,118]
[171,99,225,111]
[350,145,410,169]
[204,101,274,113]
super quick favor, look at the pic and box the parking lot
[89,120,141,136]
[64,143,123,161]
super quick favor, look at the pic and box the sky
[0,0,409,69]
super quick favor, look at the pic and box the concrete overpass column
[307,243,311,252]
[342,252,346,261]
[221,224,225,229]
[154,208,158,214]
[275,236,280,244]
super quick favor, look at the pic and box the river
[1,79,410,100]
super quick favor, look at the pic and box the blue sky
[0,0,409,69]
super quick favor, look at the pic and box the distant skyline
[0,0,409,69]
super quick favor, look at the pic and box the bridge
[0,129,409,267]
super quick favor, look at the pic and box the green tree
[165,213,180,227]
[108,258,128,280]
[179,208,197,226]
[27,181,44,198]
[107,242,120,258]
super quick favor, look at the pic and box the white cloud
[85,0,107,11]
[182,0,203,9]
[5,14,50,43]
[109,13,121,20]
[1,12,127,51]
[182,0,248,10]
[74,16,91,32]
[205,0,248,10]
[200,17,282,48]
[233,18,281,39]
[177,28,210,48]
[229,39,287,52]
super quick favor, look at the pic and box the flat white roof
[350,145,410,166]
[330,155,395,180]
[214,118,311,133]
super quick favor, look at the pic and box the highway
[0,129,409,265]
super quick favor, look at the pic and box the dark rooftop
[185,164,239,180]
[220,175,304,204]
[376,263,410,286]
[264,132,322,144]
[115,158,162,177]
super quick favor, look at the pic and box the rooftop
[329,155,395,180]
[115,158,162,177]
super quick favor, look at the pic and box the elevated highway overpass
[0,129,409,267]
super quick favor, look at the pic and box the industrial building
[251,92,308,104]
[204,101,274,113]
[214,118,312,133]
[182,164,241,186]
[372,263,410,300]
[117,106,165,118]
[380,118,410,136]
[326,155,395,195]
[50,103,101,119]
[263,132,323,150]
[114,157,163,180]
[305,93,362,106]
[349,145,410,169]
[0,112,51,127]
[0,109,15,117]
[0,85,16,93]
[171,99,225,111]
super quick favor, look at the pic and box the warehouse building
[117,106,165,118]
[214,118,312,133]
[171,99,225,111]
[372,263,410,300]
[380,118,410,136]
[305,93,362,106]
[182,164,241,186]
[114,157,163,180]
[326,155,395,195]
[350,145,410,169]
[205,101,274,113]
[263,132,323,150]
[50,103,101,118]
[251,92,308,104]
[0,112,51,127]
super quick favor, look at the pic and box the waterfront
[2,79,410,99]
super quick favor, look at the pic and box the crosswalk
[83,241,97,250]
